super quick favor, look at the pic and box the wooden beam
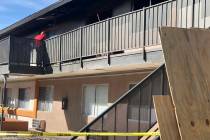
[153,95,181,140]
[160,27,210,139]
[140,122,159,140]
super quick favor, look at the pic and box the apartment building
[0,0,209,138]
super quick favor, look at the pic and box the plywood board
[153,95,181,140]
[160,27,210,140]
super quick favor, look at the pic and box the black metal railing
[0,36,46,67]
[71,64,169,140]
[45,0,210,67]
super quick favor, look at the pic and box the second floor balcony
[0,0,209,75]
[0,36,52,75]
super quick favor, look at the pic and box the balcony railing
[0,36,50,74]
[45,0,210,66]
[0,0,209,73]
[71,64,169,140]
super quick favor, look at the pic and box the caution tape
[0,131,160,137]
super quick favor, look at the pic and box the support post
[80,27,83,68]
[192,0,195,28]
[59,35,62,72]
[108,19,111,65]
[143,7,147,62]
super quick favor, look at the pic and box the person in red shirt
[34,31,46,47]
[34,31,46,67]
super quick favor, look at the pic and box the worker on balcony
[34,31,46,47]
[34,31,46,67]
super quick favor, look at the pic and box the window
[38,86,53,112]
[18,88,31,110]
[5,88,17,108]
[83,85,108,117]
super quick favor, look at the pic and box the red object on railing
[34,32,46,47]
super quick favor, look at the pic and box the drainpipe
[0,74,8,131]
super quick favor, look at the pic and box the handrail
[71,63,165,140]
[45,0,173,41]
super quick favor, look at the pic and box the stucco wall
[37,69,152,132]
[3,81,36,111]
[0,81,36,129]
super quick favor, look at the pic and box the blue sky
[0,0,58,30]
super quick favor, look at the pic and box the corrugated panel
[0,37,10,64]
[10,37,36,66]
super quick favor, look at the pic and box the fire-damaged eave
[0,0,72,38]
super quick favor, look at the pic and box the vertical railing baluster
[149,79,153,128]
[131,13,133,49]
[114,106,117,140]
[152,7,154,45]
[126,98,129,140]
[198,0,200,28]
[102,116,104,132]
[139,11,142,47]
[186,0,188,28]
[180,0,183,27]
[138,87,141,135]
[121,17,123,50]
[156,6,159,44]
[192,0,195,27]
[176,0,178,27]
[171,1,173,27]
[108,19,111,65]
[80,27,83,68]
[135,11,137,48]
[118,17,120,51]
[147,8,150,46]
[204,0,206,28]
[86,128,90,140]
[143,7,147,62]
[59,35,62,71]
[166,3,168,26]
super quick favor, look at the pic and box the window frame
[82,84,109,117]
[18,88,31,110]
[38,85,54,112]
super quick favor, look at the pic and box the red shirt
[34,34,46,41]
[34,33,46,47]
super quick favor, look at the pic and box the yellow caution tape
[0,131,160,137]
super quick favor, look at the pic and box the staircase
[71,64,169,140]
[140,123,159,140]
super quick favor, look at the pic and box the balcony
[0,0,209,75]
[44,0,210,73]
[0,36,52,75]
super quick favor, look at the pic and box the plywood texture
[153,95,180,140]
[160,27,210,140]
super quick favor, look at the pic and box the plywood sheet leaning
[160,27,210,140]
[153,95,181,140]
